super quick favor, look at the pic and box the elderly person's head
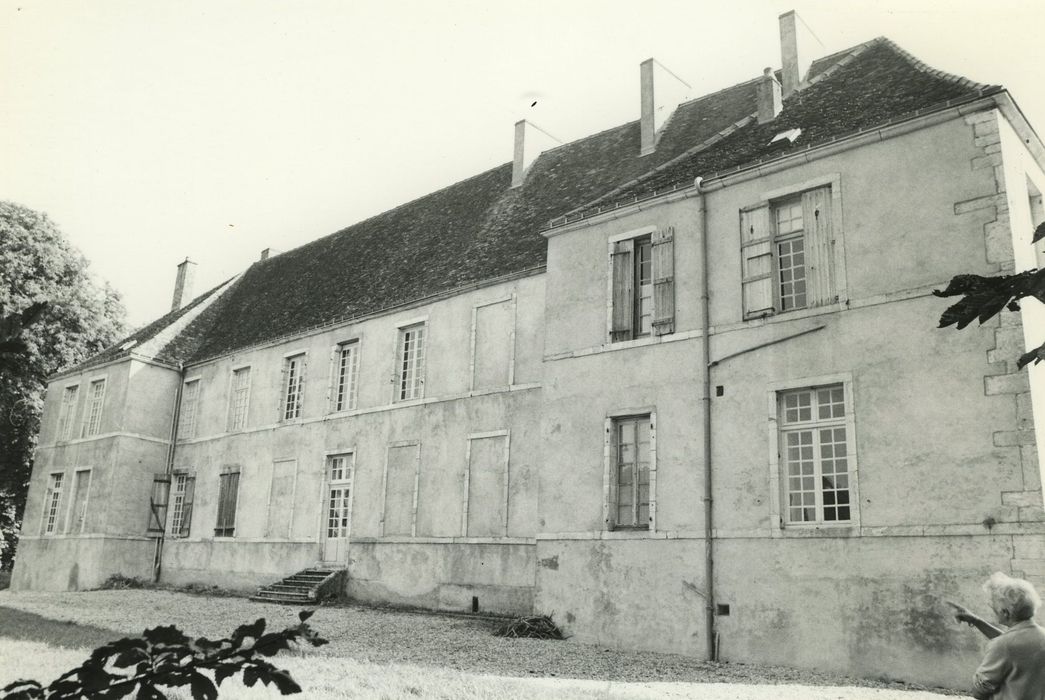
[984,572,1041,624]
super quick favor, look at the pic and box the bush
[0,611,326,699]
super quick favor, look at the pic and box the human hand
[946,600,976,625]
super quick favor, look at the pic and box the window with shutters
[42,472,64,535]
[740,184,836,319]
[281,354,306,421]
[215,469,241,537]
[396,324,426,402]
[56,384,79,442]
[147,475,170,534]
[775,381,858,528]
[81,378,106,438]
[610,227,675,342]
[604,413,656,531]
[227,367,251,432]
[177,379,201,440]
[169,472,196,538]
[332,340,360,412]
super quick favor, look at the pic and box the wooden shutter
[147,474,170,534]
[740,204,775,318]
[802,186,835,307]
[610,239,635,341]
[180,476,196,537]
[651,227,675,335]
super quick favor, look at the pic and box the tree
[934,223,1045,368]
[0,201,127,570]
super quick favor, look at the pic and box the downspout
[695,177,716,661]
[153,364,185,582]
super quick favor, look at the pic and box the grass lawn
[0,590,957,699]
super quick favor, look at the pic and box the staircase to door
[251,567,345,605]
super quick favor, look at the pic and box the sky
[3,0,1045,326]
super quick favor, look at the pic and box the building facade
[12,14,1045,689]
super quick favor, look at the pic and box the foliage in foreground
[0,611,326,700]
[934,222,1045,368]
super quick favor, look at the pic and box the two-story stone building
[12,12,1045,689]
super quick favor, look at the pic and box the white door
[321,454,352,564]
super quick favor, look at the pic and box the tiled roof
[67,36,1001,372]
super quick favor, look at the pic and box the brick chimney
[170,258,197,312]
[779,10,810,98]
[639,58,656,156]
[756,68,782,123]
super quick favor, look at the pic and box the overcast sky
[3,0,1044,326]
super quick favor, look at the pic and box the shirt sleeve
[972,637,1011,699]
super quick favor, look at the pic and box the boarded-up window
[465,434,510,537]
[169,472,195,538]
[266,459,297,539]
[382,443,419,536]
[56,385,79,441]
[67,469,91,534]
[611,229,675,341]
[215,469,240,537]
[473,300,513,390]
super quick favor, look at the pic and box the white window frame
[330,340,361,413]
[56,383,80,442]
[64,468,93,534]
[323,451,355,541]
[393,320,427,403]
[607,226,656,343]
[177,377,202,440]
[280,351,308,421]
[42,471,65,535]
[767,373,860,535]
[603,408,657,532]
[226,365,252,432]
[169,470,196,538]
[80,377,107,438]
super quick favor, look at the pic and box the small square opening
[716,603,730,616]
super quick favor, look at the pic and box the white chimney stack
[756,68,782,123]
[779,10,812,99]
[260,247,281,261]
[170,258,197,312]
[639,59,656,156]
[511,120,556,188]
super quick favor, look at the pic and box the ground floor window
[43,472,64,535]
[215,469,240,537]
[606,413,655,530]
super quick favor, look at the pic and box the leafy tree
[934,223,1045,368]
[0,201,127,569]
[0,610,327,699]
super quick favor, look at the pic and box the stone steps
[251,567,343,605]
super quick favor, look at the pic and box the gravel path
[0,590,958,697]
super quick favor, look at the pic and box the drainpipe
[153,364,185,582]
[695,177,716,661]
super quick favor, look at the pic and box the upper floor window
[43,472,64,535]
[56,384,79,441]
[778,383,852,526]
[227,367,251,432]
[606,413,655,530]
[610,227,674,342]
[177,379,201,440]
[281,354,306,421]
[740,185,835,319]
[332,340,360,412]
[396,324,426,402]
[80,378,106,438]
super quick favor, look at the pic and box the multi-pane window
[169,473,196,538]
[282,354,306,420]
[81,379,106,438]
[227,367,251,431]
[333,341,359,412]
[56,385,79,441]
[214,469,240,537]
[177,379,200,440]
[740,185,835,318]
[396,324,425,402]
[610,228,675,341]
[326,455,352,540]
[610,415,652,529]
[779,384,851,525]
[43,473,64,535]
[67,469,91,534]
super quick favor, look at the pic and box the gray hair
[984,571,1041,622]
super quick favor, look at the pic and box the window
[215,469,241,537]
[147,475,170,534]
[169,472,196,538]
[227,367,251,432]
[281,354,306,420]
[177,379,200,439]
[610,228,675,341]
[607,414,654,530]
[56,385,78,441]
[740,185,835,318]
[42,473,64,535]
[67,469,91,534]
[396,324,426,402]
[778,384,852,525]
[80,378,106,437]
[326,454,352,540]
[332,341,359,412]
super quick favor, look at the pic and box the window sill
[773,524,858,538]
[741,301,845,326]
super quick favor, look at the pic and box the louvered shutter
[651,227,675,335]
[180,476,195,537]
[147,474,170,534]
[610,239,635,341]
[740,204,775,318]
[802,186,835,307]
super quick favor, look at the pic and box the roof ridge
[793,37,880,92]
[876,36,997,93]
